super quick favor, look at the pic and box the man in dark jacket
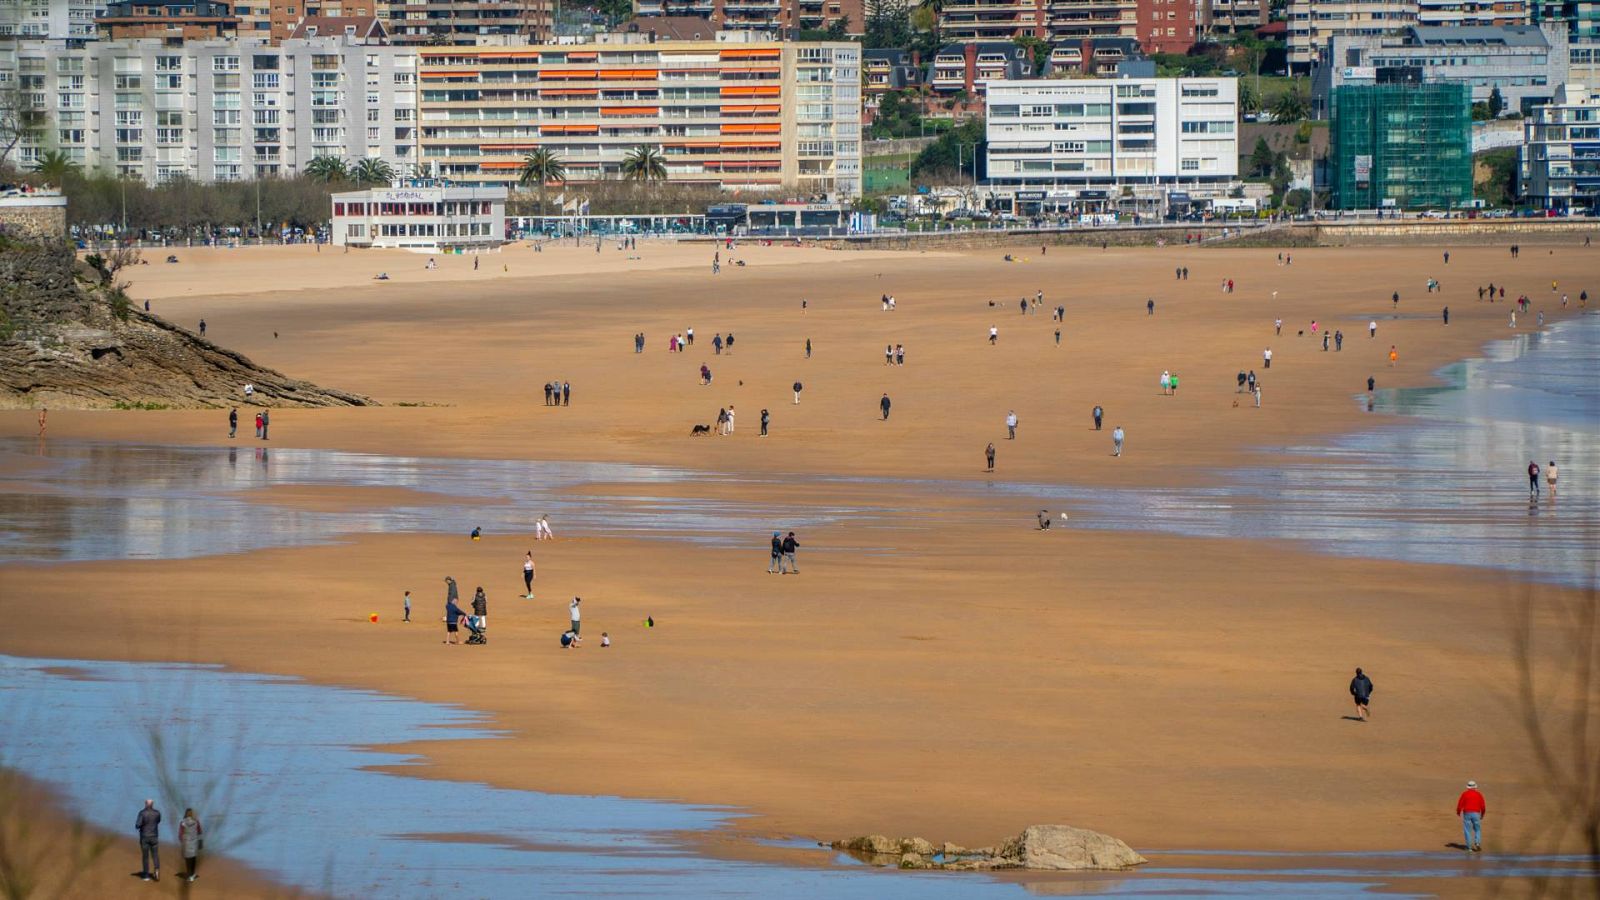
[136,799,162,881]
[879,393,891,420]
[781,532,799,574]
[472,586,488,628]
[1349,668,1373,721]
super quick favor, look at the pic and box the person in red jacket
[1457,780,1486,851]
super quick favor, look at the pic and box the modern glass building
[1329,77,1472,209]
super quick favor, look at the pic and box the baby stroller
[463,615,487,645]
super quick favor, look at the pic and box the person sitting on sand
[375,272,389,280]
[561,629,582,649]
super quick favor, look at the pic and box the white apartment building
[1288,0,1419,70]
[1519,82,1600,211]
[985,78,1239,197]
[0,0,103,39]
[9,36,417,183]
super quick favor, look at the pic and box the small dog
[690,424,711,436]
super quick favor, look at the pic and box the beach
[1,234,1596,894]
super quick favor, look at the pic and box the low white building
[1520,83,1600,212]
[331,184,508,252]
[985,78,1239,214]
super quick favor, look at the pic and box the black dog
[690,424,711,436]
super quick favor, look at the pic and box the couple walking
[767,531,800,574]
[135,799,204,883]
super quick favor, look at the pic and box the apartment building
[631,0,862,37]
[1312,25,1567,117]
[1519,82,1600,210]
[331,183,507,249]
[1530,0,1599,41]
[381,0,553,45]
[984,77,1239,190]
[96,0,240,39]
[938,0,1047,42]
[1205,0,1265,33]
[863,48,923,95]
[1288,0,1419,70]
[9,36,416,182]
[929,42,1031,94]
[0,0,104,39]
[415,37,861,197]
[1329,78,1471,208]
[1417,0,1527,26]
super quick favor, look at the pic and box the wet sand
[2,237,1598,887]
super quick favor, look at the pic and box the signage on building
[1078,190,1109,200]
[1354,154,1373,187]
[1342,66,1377,80]
[1016,191,1046,200]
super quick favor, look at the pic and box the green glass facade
[1330,82,1472,210]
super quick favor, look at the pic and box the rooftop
[1399,24,1550,48]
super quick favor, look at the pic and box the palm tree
[518,148,567,215]
[29,149,80,185]
[303,155,349,184]
[350,157,395,187]
[620,145,667,184]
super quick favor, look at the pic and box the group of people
[226,406,270,440]
[883,343,907,366]
[134,799,204,883]
[767,531,801,574]
[544,381,572,406]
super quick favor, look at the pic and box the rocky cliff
[0,239,372,410]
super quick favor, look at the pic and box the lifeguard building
[330,183,508,252]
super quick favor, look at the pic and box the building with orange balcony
[416,34,862,198]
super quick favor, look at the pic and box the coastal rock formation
[0,240,372,409]
[831,825,1145,872]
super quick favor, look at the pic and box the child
[403,591,411,623]
[601,632,611,648]
[561,630,582,649]
[470,526,481,541]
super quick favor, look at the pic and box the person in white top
[536,515,554,541]
[988,326,998,345]
[1263,348,1272,369]
[243,383,255,398]
[522,552,536,598]
[726,406,736,434]
[568,597,581,635]
[1005,410,1018,439]
[1160,370,1171,395]
[1369,320,1378,338]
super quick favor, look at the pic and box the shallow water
[2,317,1596,587]
[8,654,1587,898]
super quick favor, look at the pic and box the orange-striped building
[416,37,862,198]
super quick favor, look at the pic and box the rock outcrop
[0,239,371,409]
[830,825,1145,872]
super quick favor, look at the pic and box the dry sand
[3,235,1598,887]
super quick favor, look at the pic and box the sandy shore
[3,235,1598,885]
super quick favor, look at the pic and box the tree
[518,148,567,214]
[825,16,851,38]
[910,117,985,181]
[1013,36,1051,76]
[1238,78,1261,115]
[1270,88,1309,125]
[620,145,667,183]
[29,150,80,185]
[1488,86,1505,118]
[1248,137,1275,178]
[350,157,395,187]
[303,155,349,184]
[0,83,45,173]
[863,0,912,49]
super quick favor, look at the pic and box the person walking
[562,382,570,406]
[403,590,412,622]
[1546,460,1558,497]
[536,514,554,541]
[805,338,812,359]
[793,381,803,404]
[726,405,736,434]
[1092,405,1103,431]
[523,552,536,598]
[179,808,203,883]
[261,409,270,440]
[444,581,464,645]
[1147,298,1155,316]
[1389,346,1398,367]
[985,442,995,471]
[989,325,998,345]
[1263,348,1272,369]
[1253,383,1262,407]
[472,586,487,628]
[1528,460,1542,498]
[1274,317,1282,336]
[1349,668,1373,721]
[228,407,238,439]
[760,408,770,437]
[1457,781,1486,852]
[879,393,891,420]
[1442,306,1450,325]
[1369,320,1378,338]
[1005,410,1018,440]
[768,531,785,573]
[1111,426,1125,457]
[568,597,581,635]
[781,532,799,574]
[1335,330,1343,351]
[136,799,162,882]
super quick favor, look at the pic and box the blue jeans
[1462,812,1482,848]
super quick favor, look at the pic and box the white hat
[1466,781,1477,788]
